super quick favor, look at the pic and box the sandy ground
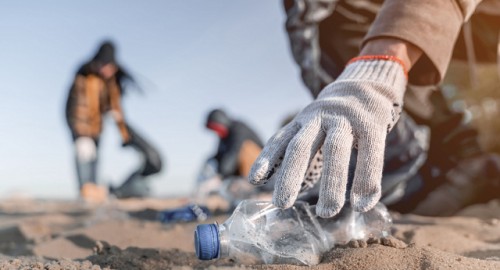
[0,197,498,269]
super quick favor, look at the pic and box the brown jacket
[66,74,130,143]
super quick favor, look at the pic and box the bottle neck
[218,223,229,258]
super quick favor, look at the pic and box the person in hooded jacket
[205,109,263,180]
[194,109,271,208]
[65,41,162,202]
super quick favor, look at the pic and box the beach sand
[0,197,499,269]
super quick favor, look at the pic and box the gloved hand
[249,58,407,217]
[75,136,97,162]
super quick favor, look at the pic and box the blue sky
[0,1,312,199]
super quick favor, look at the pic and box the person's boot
[80,182,108,204]
[109,172,151,199]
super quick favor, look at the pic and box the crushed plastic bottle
[194,200,392,266]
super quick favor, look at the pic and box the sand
[0,197,498,270]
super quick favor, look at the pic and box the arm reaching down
[250,32,424,217]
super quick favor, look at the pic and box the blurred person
[206,109,263,180]
[249,0,500,217]
[65,41,162,202]
[194,109,269,208]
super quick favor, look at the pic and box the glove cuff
[348,55,408,76]
[336,58,407,94]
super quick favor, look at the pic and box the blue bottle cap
[194,224,220,260]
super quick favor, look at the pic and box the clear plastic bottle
[194,200,392,266]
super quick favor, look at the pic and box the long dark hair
[78,40,141,95]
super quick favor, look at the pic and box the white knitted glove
[249,59,407,217]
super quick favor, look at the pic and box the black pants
[74,125,163,198]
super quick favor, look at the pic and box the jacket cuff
[362,0,464,85]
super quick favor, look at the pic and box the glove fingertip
[316,201,342,218]
[272,193,295,209]
[248,160,270,185]
[351,192,381,213]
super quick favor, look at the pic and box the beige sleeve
[458,0,484,20]
[362,0,483,85]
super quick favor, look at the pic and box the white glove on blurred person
[75,136,97,162]
[249,57,407,218]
